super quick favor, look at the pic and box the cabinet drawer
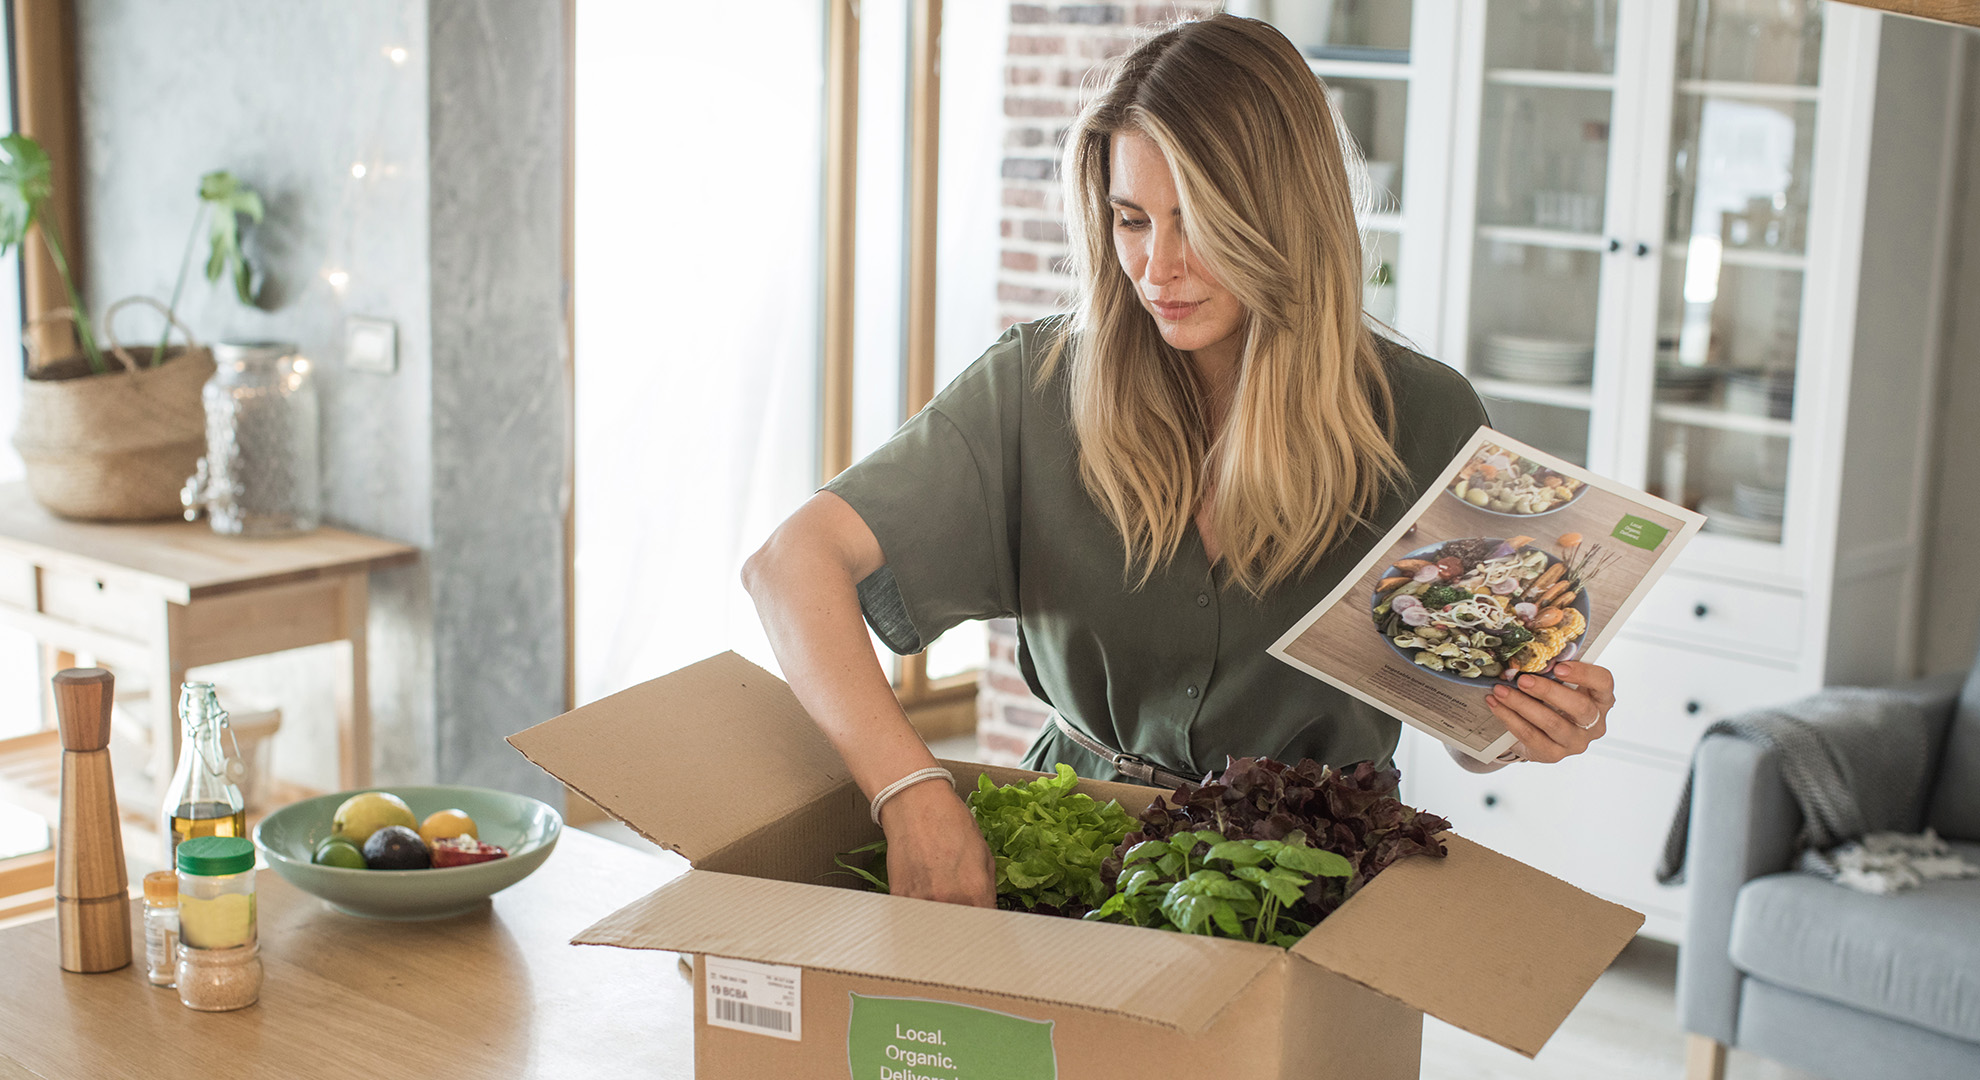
[0,550,35,611]
[1628,572,1803,658]
[39,568,154,636]
[1599,635,1809,761]
[1399,735,1690,934]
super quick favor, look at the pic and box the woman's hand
[1485,660,1616,764]
[877,780,997,908]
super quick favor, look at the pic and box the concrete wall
[427,0,568,795]
[1923,31,1980,677]
[72,0,565,799]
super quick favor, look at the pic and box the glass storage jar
[176,835,261,1011]
[183,341,321,536]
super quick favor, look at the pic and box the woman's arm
[742,491,997,907]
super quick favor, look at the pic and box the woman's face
[1108,130,1246,363]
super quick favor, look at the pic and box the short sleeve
[823,328,1028,654]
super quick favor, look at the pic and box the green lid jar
[177,836,255,876]
[176,836,257,952]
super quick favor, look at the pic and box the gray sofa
[1678,666,1980,1080]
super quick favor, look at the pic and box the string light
[386,46,408,65]
[325,270,351,292]
[351,163,367,179]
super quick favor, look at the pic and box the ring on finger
[1576,715,1600,731]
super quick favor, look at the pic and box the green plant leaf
[198,170,263,305]
[1206,840,1269,868]
[1210,900,1245,937]
[1256,868,1312,906]
[1271,841,1354,879]
[0,134,50,252]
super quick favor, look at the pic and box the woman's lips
[1151,299,1202,320]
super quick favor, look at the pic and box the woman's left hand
[1485,660,1616,764]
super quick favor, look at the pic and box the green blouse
[825,316,1489,783]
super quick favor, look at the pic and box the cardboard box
[509,653,1642,1079]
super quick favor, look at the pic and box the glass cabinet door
[1242,1,1413,310]
[1460,0,1623,468]
[1645,0,1823,545]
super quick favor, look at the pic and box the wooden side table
[0,483,416,795]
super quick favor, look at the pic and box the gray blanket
[1657,687,1934,885]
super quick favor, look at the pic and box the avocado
[362,825,431,870]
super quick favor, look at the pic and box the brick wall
[976,1,1221,765]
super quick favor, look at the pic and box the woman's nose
[1144,225,1189,285]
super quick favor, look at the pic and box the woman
[742,14,1614,908]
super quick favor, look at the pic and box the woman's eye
[1115,216,1148,231]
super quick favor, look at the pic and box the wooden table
[0,828,695,1079]
[0,483,416,791]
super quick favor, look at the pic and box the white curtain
[574,1,825,702]
[0,23,38,747]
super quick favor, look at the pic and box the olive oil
[160,683,247,867]
[170,800,247,849]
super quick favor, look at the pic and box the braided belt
[1049,712,1198,790]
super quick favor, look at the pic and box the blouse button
[1185,684,1199,699]
[1196,593,1209,607]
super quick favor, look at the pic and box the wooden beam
[904,0,942,417]
[1836,0,1980,28]
[821,0,860,482]
[10,0,85,365]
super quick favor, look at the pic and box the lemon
[331,791,415,846]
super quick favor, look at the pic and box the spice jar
[142,871,180,988]
[175,836,262,1011]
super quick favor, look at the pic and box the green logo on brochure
[1612,515,1669,551]
[848,993,1057,1079]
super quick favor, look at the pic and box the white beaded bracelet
[869,766,956,826]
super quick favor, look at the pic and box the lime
[313,836,368,869]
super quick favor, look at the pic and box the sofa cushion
[1929,665,1980,841]
[1728,840,1980,1043]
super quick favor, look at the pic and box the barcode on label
[714,998,792,1032]
[703,956,803,1041]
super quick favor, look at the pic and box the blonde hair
[1043,13,1401,596]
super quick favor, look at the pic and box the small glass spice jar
[175,836,262,1011]
[142,870,180,988]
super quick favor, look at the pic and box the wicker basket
[12,299,215,522]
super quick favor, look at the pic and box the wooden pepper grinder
[53,668,132,973]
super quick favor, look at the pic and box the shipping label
[704,956,803,1041]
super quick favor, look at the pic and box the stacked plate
[1479,334,1595,385]
[1699,497,1784,542]
[1733,480,1787,523]
[1726,369,1795,420]
[1654,364,1719,403]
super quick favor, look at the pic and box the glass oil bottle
[161,682,247,868]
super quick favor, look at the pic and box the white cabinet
[1352,1,1964,942]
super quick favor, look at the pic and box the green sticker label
[847,993,1057,1080]
[1612,515,1670,551]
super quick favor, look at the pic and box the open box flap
[577,868,1285,1034]
[508,652,847,864]
[1289,834,1643,1058]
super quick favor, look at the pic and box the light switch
[346,316,398,374]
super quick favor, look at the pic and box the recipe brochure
[1269,426,1706,763]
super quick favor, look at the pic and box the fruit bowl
[254,785,562,920]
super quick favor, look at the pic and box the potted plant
[0,134,264,521]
